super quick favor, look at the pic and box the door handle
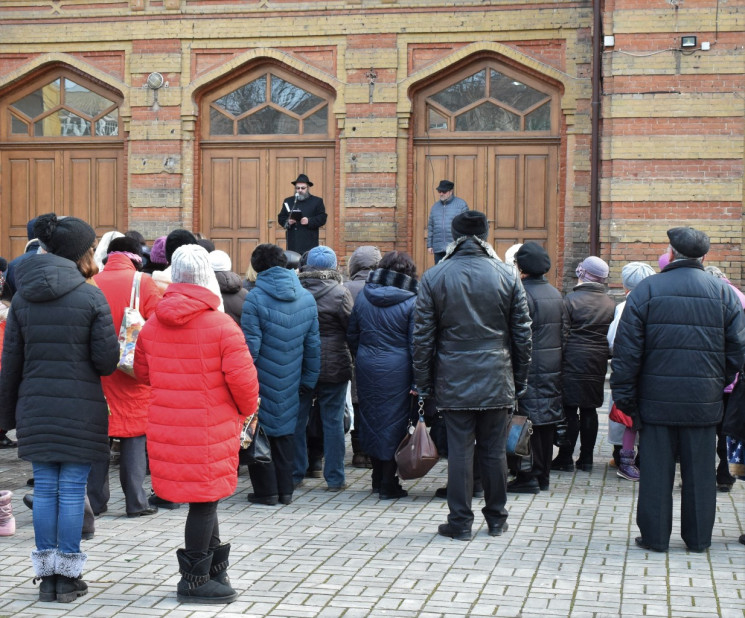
[267,219,275,228]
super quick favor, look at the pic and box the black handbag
[553,418,571,448]
[723,373,745,442]
[246,425,272,465]
[506,412,533,457]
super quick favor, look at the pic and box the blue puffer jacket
[348,268,417,460]
[241,266,320,437]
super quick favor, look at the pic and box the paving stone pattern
[0,404,743,617]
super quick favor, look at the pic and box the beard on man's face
[296,192,309,201]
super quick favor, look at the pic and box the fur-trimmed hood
[366,268,418,294]
[443,235,502,262]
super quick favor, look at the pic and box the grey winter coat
[413,236,532,410]
[214,269,248,325]
[427,195,468,253]
[0,253,119,463]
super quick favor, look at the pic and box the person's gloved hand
[515,383,528,399]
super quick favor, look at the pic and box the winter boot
[209,544,236,592]
[617,449,640,481]
[31,548,57,601]
[0,490,15,536]
[176,548,238,604]
[55,551,88,603]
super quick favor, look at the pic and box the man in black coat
[413,210,532,541]
[277,174,327,255]
[611,226,745,553]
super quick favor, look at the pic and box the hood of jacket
[155,282,220,326]
[214,269,243,294]
[299,269,344,302]
[442,235,502,262]
[254,266,306,302]
[15,253,86,302]
[364,268,418,307]
[348,246,381,278]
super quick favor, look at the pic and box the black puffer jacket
[413,237,532,410]
[519,276,567,425]
[215,269,248,325]
[611,260,745,426]
[299,269,353,384]
[0,253,119,463]
[562,282,615,408]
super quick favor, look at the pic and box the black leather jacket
[413,236,532,410]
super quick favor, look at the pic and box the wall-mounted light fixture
[680,35,697,49]
[145,72,165,112]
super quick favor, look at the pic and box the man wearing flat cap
[611,226,745,553]
[413,210,532,541]
[278,174,328,255]
[427,180,468,264]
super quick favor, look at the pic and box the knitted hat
[452,210,489,241]
[667,226,710,258]
[171,244,218,290]
[515,242,551,275]
[150,236,168,265]
[307,245,337,270]
[621,262,655,290]
[208,249,232,272]
[165,229,198,264]
[436,179,454,193]
[576,256,609,283]
[34,213,96,263]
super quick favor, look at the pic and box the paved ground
[1,410,743,618]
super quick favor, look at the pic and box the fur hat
[621,262,655,290]
[107,236,143,257]
[667,226,710,258]
[307,245,337,270]
[165,229,198,264]
[436,179,454,193]
[576,256,609,283]
[171,244,217,290]
[251,244,287,273]
[208,249,232,272]
[34,213,96,263]
[515,242,551,275]
[452,210,489,241]
[150,236,168,265]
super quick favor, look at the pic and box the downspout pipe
[590,0,602,256]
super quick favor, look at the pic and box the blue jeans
[32,462,91,555]
[294,382,348,487]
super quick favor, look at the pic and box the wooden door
[203,145,335,277]
[1,147,122,259]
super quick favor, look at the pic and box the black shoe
[634,536,667,552]
[739,534,745,546]
[575,460,593,472]
[92,505,108,517]
[473,488,484,499]
[27,478,34,487]
[127,506,158,518]
[23,493,33,510]
[550,458,574,472]
[379,487,408,500]
[685,544,709,553]
[278,494,292,505]
[247,493,278,506]
[55,575,88,603]
[437,523,472,541]
[434,487,448,499]
[148,493,181,509]
[539,482,549,491]
[306,458,323,479]
[33,575,56,602]
[0,432,17,448]
[487,522,509,537]
[81,531,95,541]
[717,483,734,492]
[507,477,540,494]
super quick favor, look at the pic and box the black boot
[31,549,56,602]
[55,551,88,603]
[379,460,407,499]
[176,549,238,604]
[209,544,236,591]
[576,410,598,471]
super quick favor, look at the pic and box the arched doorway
[0,67,124,259]
[413,59,560,276]
[200,64,335,276]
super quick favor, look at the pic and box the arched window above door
[205,68,331,139]
[416,60,558,137]
[4,72,120,139]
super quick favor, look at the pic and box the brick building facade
[0,0,742,290]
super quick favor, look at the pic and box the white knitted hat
[171,244,218,290]
[208,249,232,272]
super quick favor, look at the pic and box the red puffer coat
[94,255,162,437]
[134,282,259,503]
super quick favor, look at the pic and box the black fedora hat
[291,173,314,187]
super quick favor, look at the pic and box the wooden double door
[202,144,334,277]
[0,146,122,259]
[414,142,558,279]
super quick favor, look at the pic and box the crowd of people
[0,200,743,605]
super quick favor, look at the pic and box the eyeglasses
[437,190,449,194]
[296,185,308,190]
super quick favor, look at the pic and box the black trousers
[637,423,717,551]
[87,436,149,514]
[248,434,294,498]
[443,409,509,531]
[184,500,220,560]
[370,457,398,493]
[559,405,598,463]
[531,424,555,488]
